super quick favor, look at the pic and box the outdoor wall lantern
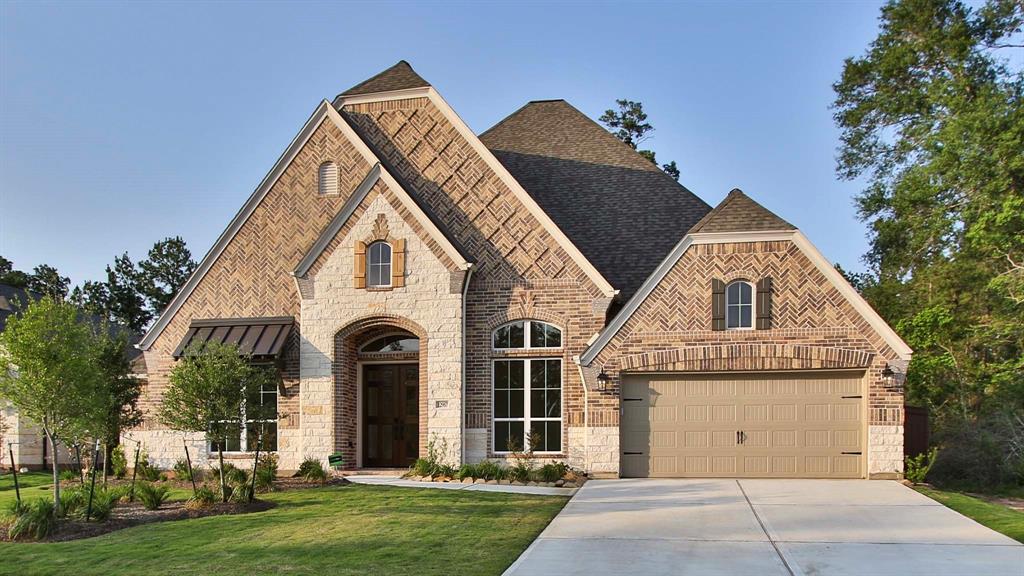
[596,369,611,392]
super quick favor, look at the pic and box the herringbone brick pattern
[593,240,904,427]
[142,119,373,424]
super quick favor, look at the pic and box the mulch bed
[1,499,276,543]
[1,476,352,543]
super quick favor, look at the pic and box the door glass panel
[381,425,393,460]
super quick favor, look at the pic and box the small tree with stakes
[159,341,277,503]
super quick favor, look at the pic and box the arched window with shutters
[712,277,773,330]
[354,238,406,289]
[318,161,338,196]
[366,241,392,287]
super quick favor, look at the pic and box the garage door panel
[621,372,864,479]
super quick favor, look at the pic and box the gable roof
[339,61,430,97]
[0,283,39,332]
[688,188,794,234]
[480,99,711,301]
[294,163,472,277]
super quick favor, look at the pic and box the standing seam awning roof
[172,317,294,359]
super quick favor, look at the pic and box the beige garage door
[620,372,864,478]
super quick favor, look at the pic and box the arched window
[492,320,562,349]
[492,320,563,454]
[366,241,392,287]
[318,161,338,196]
[726,280,753,329]
[360,334,419,353]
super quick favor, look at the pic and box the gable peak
[339,61,430,97]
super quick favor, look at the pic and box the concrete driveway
[503,479,1024,576]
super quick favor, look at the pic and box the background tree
[600,99,682,180]
[0,256,29,288]
[833,0,1023,485]
[27,264,70,300]
[0,297,106,512]
[95,329,143,477]
[159,341,277,502]
[138,236,197,315]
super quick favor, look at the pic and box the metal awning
[172,317,294,359]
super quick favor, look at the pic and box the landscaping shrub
[905,447,939,484]
[58,485,86,518]
[86,488,118,521]
[255,453,278,492]
[135,451,161,482]
[295,457,321,478]
[299,458,328,485]
[456,463,478,480]
[107,484,131,503]
[536,462,568,483]
[111,445,128,479]
[59,469,79,483]
[136,482,170,510]
[173,458,194,481]
[475,460,501,480]
[412,458,435,477]
[435,464,456,478]
[6,499,56,540]
[929,413,1024,490]
[214,462,247,486]
[230,481,254,504]
[509,459,534,483]
[185,485,218,510]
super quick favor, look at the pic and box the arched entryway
[334,316,427,469]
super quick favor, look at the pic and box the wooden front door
[363,364,419,467]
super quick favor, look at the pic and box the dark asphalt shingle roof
[688,188,794,234]
[480,99,712,301]
[339,61,430,97]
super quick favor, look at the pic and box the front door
[363,364,419,467]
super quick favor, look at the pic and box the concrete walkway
[345,474,578,496]
[503,478,1024,576]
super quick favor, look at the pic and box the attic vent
[318,161,339,196]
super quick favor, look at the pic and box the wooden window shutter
[391,239,406,287]
[756,277,773,330]
[354,241,366,288]
[711,278,726,331]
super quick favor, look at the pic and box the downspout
[460,265,474,464]
[574,359,589,473]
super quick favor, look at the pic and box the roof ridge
[338,61,430,98]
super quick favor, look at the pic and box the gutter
[459,265,475,464]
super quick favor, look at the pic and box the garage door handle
[841,395,862,399]
[841,451,862,455]
[623,452,643,455]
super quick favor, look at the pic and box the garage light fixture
[597,369,611,392]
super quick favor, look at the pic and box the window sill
[490,452,566,459]
[365,286,394,292]
[213,451,277,460]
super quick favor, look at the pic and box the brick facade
[131,71,905,478]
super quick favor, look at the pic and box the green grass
[0,483,567,575]
[916,486,1024,543]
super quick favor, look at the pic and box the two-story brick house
[132,61,911,479]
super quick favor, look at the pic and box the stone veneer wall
[297,188,463,470]
[592,240,906,478]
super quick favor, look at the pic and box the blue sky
[1,1,886,287]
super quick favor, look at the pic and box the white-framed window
[492,320,562,349]
[726,280,754,330]
[492,358,562,453]
[366,241,392,287]
[318,161,339,196]
[209,378,278,453]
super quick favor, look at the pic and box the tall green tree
[833,0,1024,424]
[0,256,29,288]
[0,297,107,512]
[138,236,197,314]
[600,99,682,181]
[95,330,143,473]
[159,341,277,502]
[28,264,70,300]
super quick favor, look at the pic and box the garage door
[620,372,864,478]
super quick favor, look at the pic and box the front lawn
[915,486,1024,543]
[0,482,567,575]
[0,471,193,511]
